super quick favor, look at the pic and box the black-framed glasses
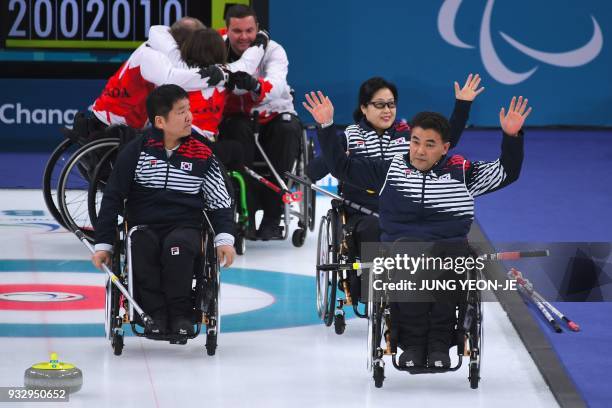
[368,100,396,109]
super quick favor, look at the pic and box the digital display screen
[4,0,192,49]
[0,0,265,78]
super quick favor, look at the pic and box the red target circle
[0,284,104,310]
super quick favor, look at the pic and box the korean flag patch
[180,162,192,171]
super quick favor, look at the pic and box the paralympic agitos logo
[438,0,603,84]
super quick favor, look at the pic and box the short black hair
[225,4,258,26]
[353,77,398,123]
[146,85,189,126]
[411,112,451,142]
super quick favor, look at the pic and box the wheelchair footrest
[143,333,194,343]
[130,322,201,343]
[391,355,463,374]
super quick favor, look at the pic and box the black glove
[252,30,270,50]
[226,71,260,92]
[198,64,227,86]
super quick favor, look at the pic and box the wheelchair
[105,215,221,356]
[365,259,483,389]
[229,117,316,254]
[44,112,316,251]
[42,114,135,240]
[316,198,367,334]
[42,113,107,235]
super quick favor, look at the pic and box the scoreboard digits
[5,0,189,48]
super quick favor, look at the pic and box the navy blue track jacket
[317,124,524,242]
[307,100,472,214]
[95,127,234,248]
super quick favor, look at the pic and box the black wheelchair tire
[42,138,76,229]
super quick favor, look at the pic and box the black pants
[346,213,380,248]
[346,212,380,302]
[392,241,471,351]
[218,114,301,223]
[391,292,459,350]
[130,226,201,318]
[209,138,245,171]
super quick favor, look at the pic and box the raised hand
[500,96,532,136]
[302,91,334,125]
[454,73,485,101]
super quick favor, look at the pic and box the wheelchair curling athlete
[91,85,236,336]
[89,17,227,134]
[147,20,271,171]
[304,91,530,369]
[305,75,484,301]
[218,5,303,240]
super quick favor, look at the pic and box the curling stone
[24,352,83,393]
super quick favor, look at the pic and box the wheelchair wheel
[105,247,124,354]
[333,312,346,335]
[325,271,337,327]
[112,332,124,356]
[368,298,386,387]
[42,138,81,228]
[288,127,314,247]
[57,138,120,240]
[104,275,122,341]
[303,132,316,232]
[316,212,338,326]
[230,171,248,255]
[469,292,483,389]
[202,224,220,356]
[373,363,385,388]
[205,331,217,356]
[315,216,330,320]
[367,301,383,369]
[235,233,246,255]
[292,228,306,247]
[87,144,119,227]
[367,257,386,379]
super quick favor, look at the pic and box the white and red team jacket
[222,37,296,124]
[146,26,270,139]
[91,41,223,129]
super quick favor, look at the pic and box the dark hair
[410,112,451,142]
[146,84,189,126]
[225,4,258,26]
[353,77,398,123]
[180,28,227,68]
[170,17,205,46]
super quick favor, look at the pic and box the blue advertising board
[272,0,612,126]
[1,0,611,152]
[0,79,105,150]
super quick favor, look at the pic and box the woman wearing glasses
[306,75,484,303]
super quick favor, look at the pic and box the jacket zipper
[164,161,170,189]
[378,133,385,158]
[419,171,427,217]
